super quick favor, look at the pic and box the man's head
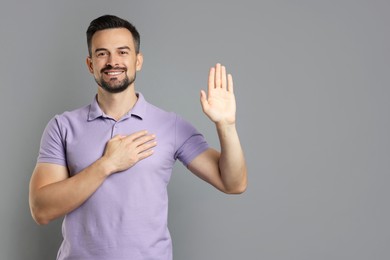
[86,15,143,94]
[87,15,140,57]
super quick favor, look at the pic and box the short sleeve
[174,115,209,167]
[37,116,67,166]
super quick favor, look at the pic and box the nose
[106,53,120,67]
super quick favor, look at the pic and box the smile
[105,71,124,76]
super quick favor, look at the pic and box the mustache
[101,65,127,73]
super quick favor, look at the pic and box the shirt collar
[88,95,104,121]
[130,92,147,120]
[88,92,147,121]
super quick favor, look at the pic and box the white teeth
[106,71,122,75]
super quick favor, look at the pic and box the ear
[136,52,144,71]
[86,56,94,74]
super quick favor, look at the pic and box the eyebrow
[118,46,131,51]
[94,46,131,53]
[94,48,108,53]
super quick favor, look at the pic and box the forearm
[216,123,247,193]
[30,158,112,225]
[30,131,156,225]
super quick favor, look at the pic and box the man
[29,15,247,260]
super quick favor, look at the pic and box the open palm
[201,64,236,125]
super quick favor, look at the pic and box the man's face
[86,28,143,93]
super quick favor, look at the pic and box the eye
[96,51,108,57]
[119,51,129,55]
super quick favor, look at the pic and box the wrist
[215,121,236,131]
[215,122,238,139]
[96,157,115,177]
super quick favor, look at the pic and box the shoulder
[57,104,90,122]
[144,100,178,122]
[139,94,198,132]
[146,103,196,131]
[48,104,90,128]
[42,104,90,137]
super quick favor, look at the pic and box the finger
[136,141,157,160]
[215,63,221,88]
[221,65,227,90]
[137,139,157,152]
[208,67,215,94]
[137,149,155,160]
[124,130,149,141]
[227,73,234,93]
[133,134,156,147]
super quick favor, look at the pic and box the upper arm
[29,163,69,195]
[29,163,70,224]
[187,148,227,192]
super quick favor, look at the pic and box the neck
[96,85,138,121]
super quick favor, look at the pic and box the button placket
[111,122,119,137]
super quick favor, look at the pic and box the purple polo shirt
[38,93,209,260]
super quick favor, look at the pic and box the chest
[64,117,176,184]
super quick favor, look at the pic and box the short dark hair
[86,14,140,56]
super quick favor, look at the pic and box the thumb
[200,90,209,111]
[112,134,126,140]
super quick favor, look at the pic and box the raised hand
[200,63,236,126]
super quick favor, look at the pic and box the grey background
[1,0,389,259]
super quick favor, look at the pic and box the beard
[95,66,136,94]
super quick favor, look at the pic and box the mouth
[104,70,125,76]
[102,66,127,77]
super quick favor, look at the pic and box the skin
[29,28,247,225]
